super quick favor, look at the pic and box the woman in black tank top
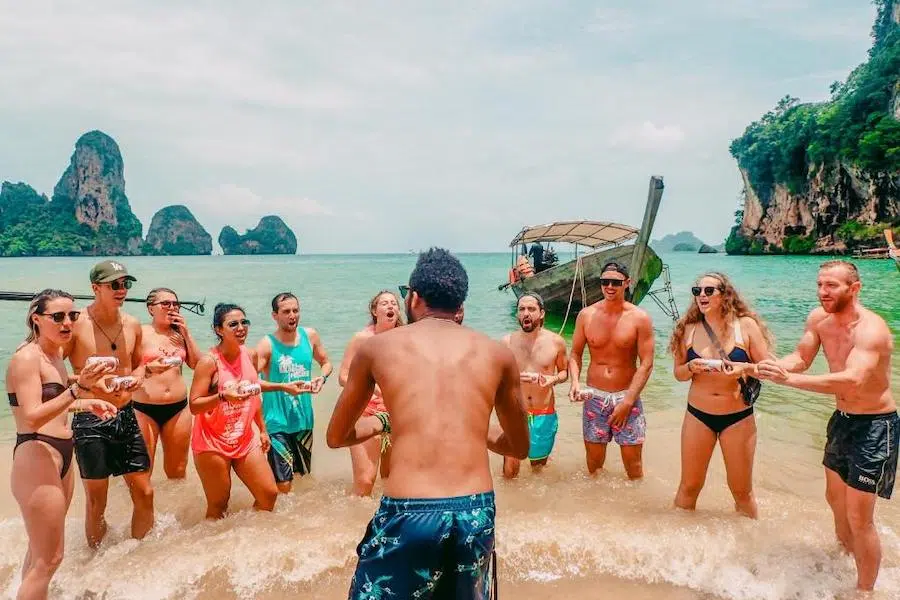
[5,289,116,599]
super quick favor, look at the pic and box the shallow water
[0,252,897,599]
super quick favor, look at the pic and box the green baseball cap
[89,260,137,284]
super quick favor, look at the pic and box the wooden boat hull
[510,245,663,314]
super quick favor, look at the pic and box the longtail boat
[499,176,678,323]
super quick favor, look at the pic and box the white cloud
[584,9,636,34]
[611,122,687,152]
[0,0,878,251]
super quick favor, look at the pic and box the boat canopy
[508,220,639,249]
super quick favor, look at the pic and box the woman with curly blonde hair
[669,272,774,518]
[338,290,405,496]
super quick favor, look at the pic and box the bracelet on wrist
[374,411,391,434]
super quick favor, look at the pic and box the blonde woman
[339,290,404,496]
[669,272,774,518]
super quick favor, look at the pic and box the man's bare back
[338,319,527,498]
[329,248,528,598]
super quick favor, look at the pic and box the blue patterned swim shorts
[349,492,497,599]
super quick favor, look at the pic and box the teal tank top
[262,330,314,433]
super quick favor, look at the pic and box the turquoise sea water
[1,251,897,442]
[0,252,898,600]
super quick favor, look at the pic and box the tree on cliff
[727,0,900,254]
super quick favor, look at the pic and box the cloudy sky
[1,0,878,253]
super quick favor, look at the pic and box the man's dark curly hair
[408,247,468,311]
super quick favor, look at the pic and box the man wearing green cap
[64,260,158,548]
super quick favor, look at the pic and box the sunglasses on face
[226,319,251,329]
[151,300,180,309]
[107,280,133,291]
[398,285,410,299]
[691,286,721,297]
[39,310,81,323]
[599,278,625,287]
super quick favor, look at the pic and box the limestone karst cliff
[727,0,899,254]
[145,205,213,255]
[218,216,298,255]
[0,131,144,256]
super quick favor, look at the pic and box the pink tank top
[191,346,260,458]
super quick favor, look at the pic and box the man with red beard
[568,261,655,480]
[758,261,897,592]
[501,293,568,478]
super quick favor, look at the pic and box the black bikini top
[8,382,67,407]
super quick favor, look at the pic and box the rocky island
[727,0,899,255]
[145,205,213,255]
[652,231,723,253]
[219,216,298,255]
[0,131,298,256]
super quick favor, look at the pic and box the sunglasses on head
[599,278,625,287]
[398,285,410,299]
[691,286,721,297]
[107,280,133,291]
[151,300,180,309]
[39,310,81,323]
[226,318,251,329]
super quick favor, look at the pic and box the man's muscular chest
[818,321,853,370]
[585,313,635,354]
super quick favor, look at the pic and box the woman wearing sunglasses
[5,289,117,599]
[339,290,405,496]
[189,303,277,519]
[669,273,774,518]
[132,288,202,480]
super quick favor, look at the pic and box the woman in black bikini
[5,289,117,599]
[133,287,202,479]
[669,272,774,519]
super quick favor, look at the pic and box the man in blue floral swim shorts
[567,261,655,480]
[327,248,530,599]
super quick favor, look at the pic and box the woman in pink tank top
[189,303,278,519]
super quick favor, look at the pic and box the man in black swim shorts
[758,261,898,592]
[64,260,154,548]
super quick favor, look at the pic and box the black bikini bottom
[688,404,754,436]
[133,398,188,429]
[14,432,75,479]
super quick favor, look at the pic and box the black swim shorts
[266,430,312,482]
[823,410,900,499]
[73,403,151,479]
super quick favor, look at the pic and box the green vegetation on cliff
[726,0,899,254]
[0,131,144,256]
[729,3,900,203]
[0,182,99,256]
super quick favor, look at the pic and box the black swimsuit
[133,399,188,429]
[9,382,75,479]
[685,321,754,436]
